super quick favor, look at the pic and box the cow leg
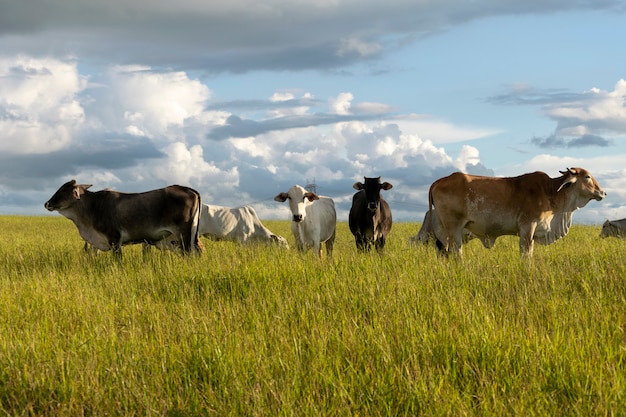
[325,229,336,258]
[142,242,152,254]
[313,239,323,257]
[375,236,386,252]
[110,242,123,260]
[83,241,98,256]
[355,234,367,251]
[519,223,536,256]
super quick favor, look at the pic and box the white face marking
[287,185,309,221]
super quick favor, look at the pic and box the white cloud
[546,79,626,137]
[394,114,501,144]
[105,65,212,140]
[330,92,353,115]
[454,145,481,171]
[0,56,86,154]
[155,142,236,187]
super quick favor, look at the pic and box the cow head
[556,167,606,209]
[274,185,319,223]
[44,180,93,212]
[353,177,393,214]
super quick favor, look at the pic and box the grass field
[1,215,625,416]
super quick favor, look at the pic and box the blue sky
[0,0,625,224]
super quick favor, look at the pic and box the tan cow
[409,208,494,248]
[429,167,606,256]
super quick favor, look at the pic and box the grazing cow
[349,177,393,252]
[274,185,336,257]
[429,167,606,256]
[45,180,203,258]
[409,209,494,248]
[150,204,289,250]
[599,218,626,238]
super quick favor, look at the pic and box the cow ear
[305,193,319,202]
[381,182,393,190]
[353,182,364,190]
[274,193,288,202]
[557,176,577,192]
[73,184,92,200]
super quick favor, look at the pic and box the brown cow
[349,176,393,252]
[45,180,203,258]
[429,167,606,256]
[409,208,493,248]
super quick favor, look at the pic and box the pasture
[1,215,625,416]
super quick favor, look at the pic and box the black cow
[45,180,203,258]
[348,176,393,252]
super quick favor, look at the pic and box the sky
[1,0,625,224]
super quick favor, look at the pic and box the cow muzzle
[292,214,303,223]
[44,201,54,211]
[367,202,378,213]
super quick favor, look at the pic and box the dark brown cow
[429,167,606,256]
[349,176,393,252]
[599,218,626,238]
[45,180,203,258]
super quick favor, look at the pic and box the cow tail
[428,181,444,252]
[427,182,435,235]
[191,191,204,254]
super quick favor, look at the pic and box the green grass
[1,215,625,415]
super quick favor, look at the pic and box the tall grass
[0,215,625,415]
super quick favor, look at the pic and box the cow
[274,185,336,257]
[45,180,203,258]
[149,204,289,250]
[429,167,606,257]
[348,177,393,252]
[599,218,626,238]
[409,209,494,248]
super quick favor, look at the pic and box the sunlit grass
[0,215,625,415]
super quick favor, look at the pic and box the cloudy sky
[1,0,625,224]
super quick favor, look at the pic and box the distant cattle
[45,180,203,258]
[150,204,288,250]
[429,167,606,256]
[599,218,626,238]
[274,185,336,257]
[348,177,393,252]
[409,209,494,248]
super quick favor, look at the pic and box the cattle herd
[45,167,620,260]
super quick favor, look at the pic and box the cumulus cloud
[490,79,626,149]
[0,56,86,154]
[0,54,493,219]
[96,65,213,142]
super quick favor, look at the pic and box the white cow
[274,185,336,257]
[150,204,289,251]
